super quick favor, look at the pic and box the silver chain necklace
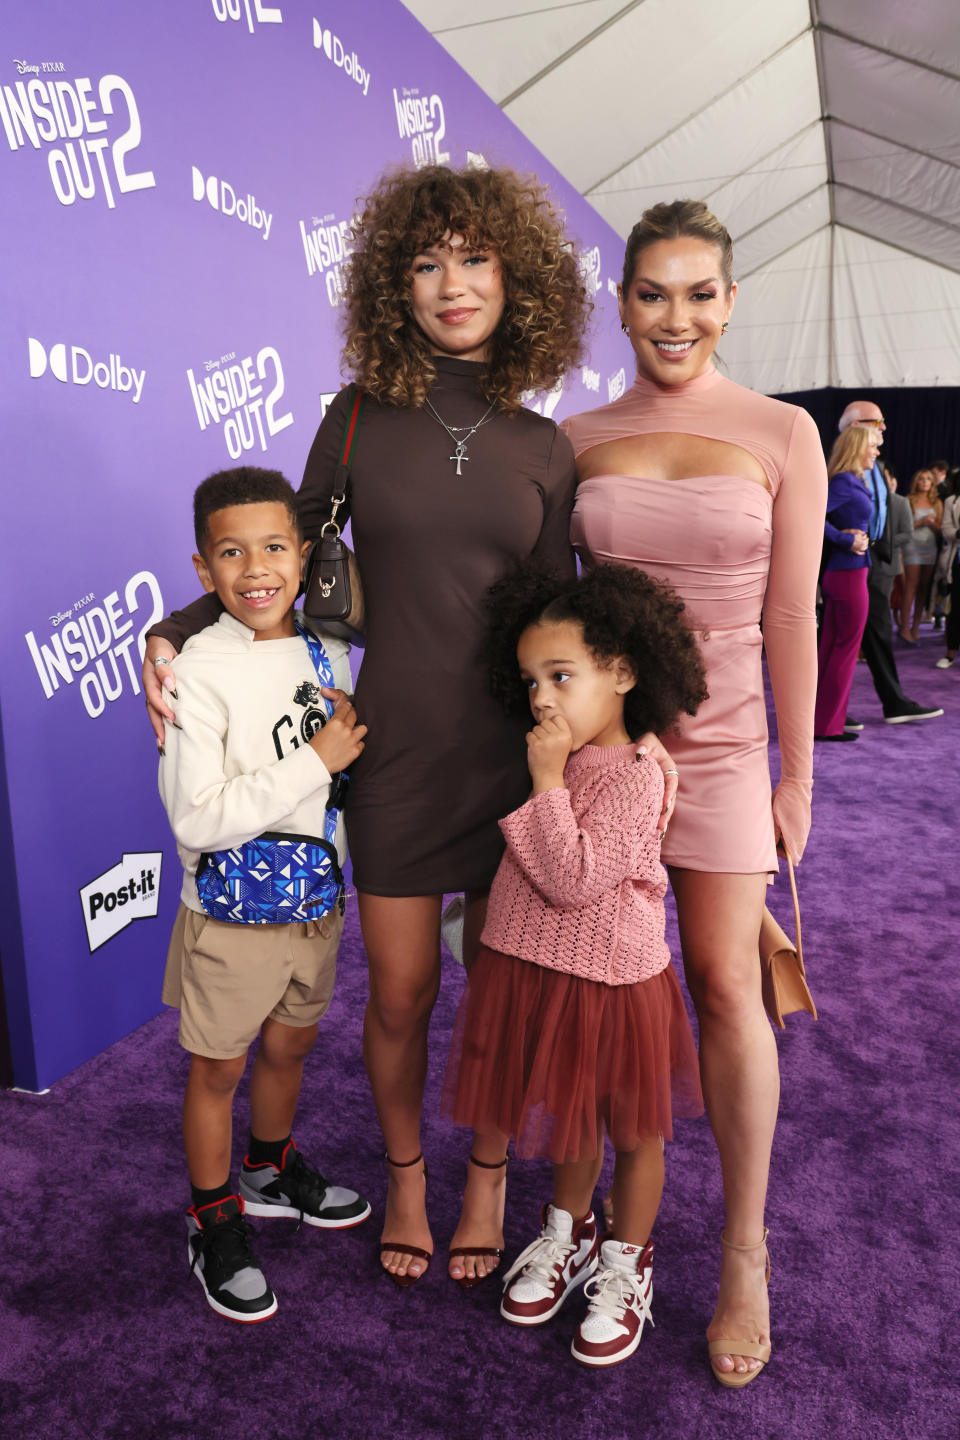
[423,395,495,476]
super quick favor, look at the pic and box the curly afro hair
[340,163,591,413]
[483,561,708,740]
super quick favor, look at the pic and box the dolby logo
[312,18,371,95]
[28,338,145,404]
[191,167,273,240]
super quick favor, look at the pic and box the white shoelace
[502,1232,576,1288]
[583,1266,654,1327]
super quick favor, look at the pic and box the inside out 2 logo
[187,345,293,459]
[299,213,351,304]
[393,85,449,168]
[26,571,165,720]
[0,69,155,209]
[210,0,282,31]
[579,246,602,299]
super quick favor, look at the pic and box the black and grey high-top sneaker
[186,1195,277,1323]
[239,1141,371,1229]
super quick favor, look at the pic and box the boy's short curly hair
[193,466,299,553]
[483,562,708,740]
[340,164,591,413]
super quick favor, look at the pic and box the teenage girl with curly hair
[338,163,586,413]
[144,164,679,1289]
[443,562,706,1368]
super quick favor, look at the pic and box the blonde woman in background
[814,426,880,740]
[899,470,942,643]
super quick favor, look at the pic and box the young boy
[158,466,369,1323]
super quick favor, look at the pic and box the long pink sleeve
[565,368,828,875]
[500,768,663,910]
[762,407,827,862]
[480,748,671,986]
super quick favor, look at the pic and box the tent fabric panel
[820,32,960,165]
[710,126,829,244]
[721,228,833,395]
[829,122,960,230]
[503,0,811,191]
[412,0,584,25]
[734,187,831,279]
[589,32,823,237]
[817,0,960,77]
[832,227,960,388]
[834,189,960,276]
[592,125,828,253]
[417,0,626,107]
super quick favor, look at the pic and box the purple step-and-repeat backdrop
[0,0,631,1091]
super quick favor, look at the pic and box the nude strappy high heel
[707,1228,771,1388]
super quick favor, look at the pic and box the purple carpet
[2,630,957,1440]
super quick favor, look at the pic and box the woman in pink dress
[562,200,827,1387]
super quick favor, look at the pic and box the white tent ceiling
[402,0,960,394]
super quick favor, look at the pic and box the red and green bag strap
[338,385,365,469]
[325,386,365,536]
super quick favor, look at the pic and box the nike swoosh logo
[567,1243,596,1277]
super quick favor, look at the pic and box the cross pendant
[451,442,468,476]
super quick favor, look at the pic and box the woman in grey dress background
[899,468,942,643]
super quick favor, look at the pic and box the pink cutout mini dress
[562,367,827,873]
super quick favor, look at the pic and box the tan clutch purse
[760,850,818,1029]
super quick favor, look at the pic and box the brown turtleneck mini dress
[154,356,577,896]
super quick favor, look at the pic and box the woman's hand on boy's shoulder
[144,636,179,749]
[634,732,678,835]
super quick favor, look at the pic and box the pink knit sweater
[480,744,670,986]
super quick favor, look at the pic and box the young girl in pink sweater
[443,562,707,1369]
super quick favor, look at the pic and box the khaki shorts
[162,904,343,1059]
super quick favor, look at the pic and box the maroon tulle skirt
[442,946,704,1164]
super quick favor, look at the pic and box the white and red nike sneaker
[500,1204,600,1327]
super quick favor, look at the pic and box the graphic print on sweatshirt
[271,676,328,758]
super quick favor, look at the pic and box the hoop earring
[621,322,629,335]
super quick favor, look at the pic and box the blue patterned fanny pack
[195,830,344,925]
[195,617,346,925]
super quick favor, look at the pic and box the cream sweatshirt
[158,611,352,915]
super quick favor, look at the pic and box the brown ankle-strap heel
[380,1153,431,1290]
[449,1154,508,1291]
